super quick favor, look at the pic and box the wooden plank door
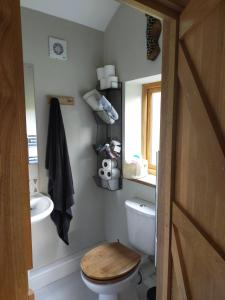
[0,0,33,299]
[170,0,225,299]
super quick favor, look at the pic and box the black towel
[45,98,74,245]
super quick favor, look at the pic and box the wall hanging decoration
[49,37,68,61]
[146,15,162,61]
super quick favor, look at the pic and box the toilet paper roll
[104,65,116,77]
[104,168,120,180]
[101,179,108,188]
[97,67,104,80]
[111,81,119,89]
[102,159,118,170]
[98,168,106,179]
[98,168,120,180]
[108,179,120,191]
[106,76,118,89]
[100,78,108,90]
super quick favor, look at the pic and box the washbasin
[30,193,54,223]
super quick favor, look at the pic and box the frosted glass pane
[150,92,161,165]
[124,82,142,160]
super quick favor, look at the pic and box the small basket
[93,175,122,191]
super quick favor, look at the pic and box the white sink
[30,193,54,223]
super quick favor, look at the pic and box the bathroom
[22,1,162,299]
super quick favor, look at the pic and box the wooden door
[170,0,225,299]
[0,0,33,299]
[123,0,225,299]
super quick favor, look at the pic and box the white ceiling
[20,0,120,32]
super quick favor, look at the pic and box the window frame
[142,81,161,176]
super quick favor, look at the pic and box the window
[142,82,161,175]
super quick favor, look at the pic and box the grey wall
[21,8,105,268]
[103,5,162,245]
[104,5,162,82]
[103,180,156,246]
[21,4,162,269]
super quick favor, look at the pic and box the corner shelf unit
[93,83,123,191]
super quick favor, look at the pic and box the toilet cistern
[125,198,156,256]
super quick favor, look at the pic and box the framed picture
[49,37,67,61]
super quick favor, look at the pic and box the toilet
[80,198,156,300]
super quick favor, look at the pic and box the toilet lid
[80,242,141,281]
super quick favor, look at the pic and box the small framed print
[49,37,67,61]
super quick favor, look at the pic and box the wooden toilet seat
[80,242,141,282]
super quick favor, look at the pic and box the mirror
[24,64,38,164]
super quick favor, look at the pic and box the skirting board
[29,245,98,291]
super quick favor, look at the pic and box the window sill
[124,174,156,187]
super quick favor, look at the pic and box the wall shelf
[93,83,123,191]
[96,81,122,92]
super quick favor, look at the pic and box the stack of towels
[96,65,119,90]
[98,159,120,190]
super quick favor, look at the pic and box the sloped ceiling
[20,0,120,31]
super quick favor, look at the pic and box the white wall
[104,5,162,81]
[21,8,105,268]
[103,4,162,246]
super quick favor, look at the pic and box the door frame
[0,0,180,299]
[119,1,180,299]
[0,1,33,299]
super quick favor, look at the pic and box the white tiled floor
[35,271,96,300]
[35,260,156,300]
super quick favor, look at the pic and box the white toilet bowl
[81,199,156,300]
[80,242,141,300]
[81,266,139,300]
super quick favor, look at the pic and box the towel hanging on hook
[46,98,75,245]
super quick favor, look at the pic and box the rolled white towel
[83,89,102,111]
[99,96,119,121]
[96,111,115,125]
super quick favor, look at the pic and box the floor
[34,259,156,300]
